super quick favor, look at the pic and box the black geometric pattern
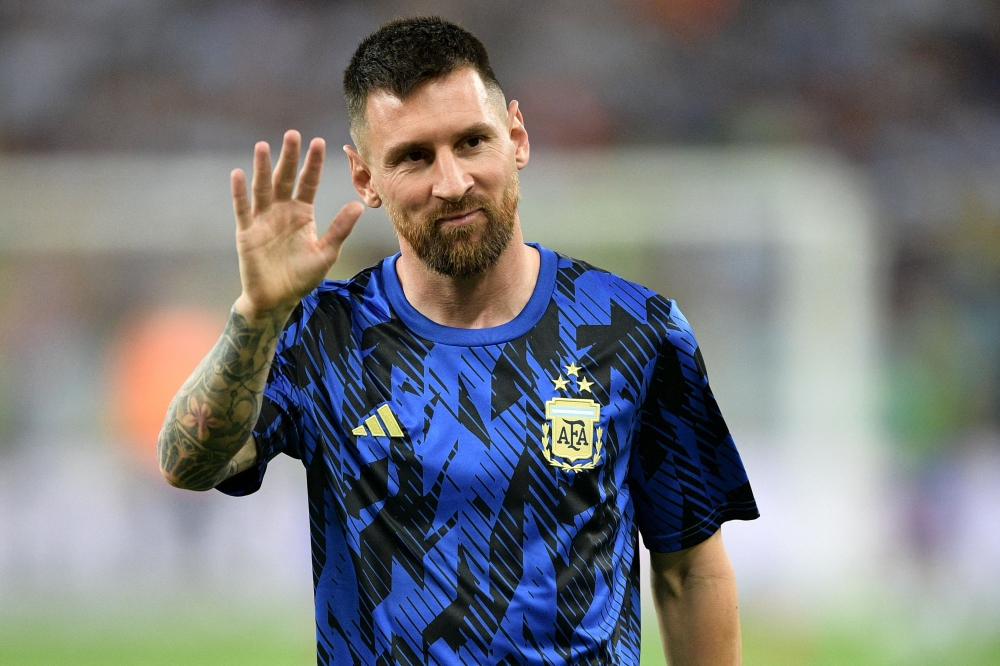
[216,246,759,665]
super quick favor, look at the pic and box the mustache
[432,195,491,221]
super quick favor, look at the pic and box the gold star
[552,375,569,391]
[565,362,581,377]
[577,376,594,393]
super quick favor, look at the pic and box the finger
[272,129,301,201]
[318,201,364,264]
[294,137,326,204]
[251,141,273,215]
[231,169,251,230]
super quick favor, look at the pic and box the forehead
[363,68,502,154]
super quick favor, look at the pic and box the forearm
[157,303,290,490]
[651,532,742,666]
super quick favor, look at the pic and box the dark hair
[344,16,504,139]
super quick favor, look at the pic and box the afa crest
[542,363,604,471]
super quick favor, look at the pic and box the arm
[649,529,742,666]
[157,129,363,491]
[157,306,287,490]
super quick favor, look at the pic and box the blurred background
[1,1,1000,664]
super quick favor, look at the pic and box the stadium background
[2,1,1000,664]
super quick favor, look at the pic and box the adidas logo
[351,404,405,438]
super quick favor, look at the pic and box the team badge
[542,363,603,471]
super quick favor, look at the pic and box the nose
[430,151,474,202]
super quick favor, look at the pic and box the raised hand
[159,130,364,491]
[231,130,364,319]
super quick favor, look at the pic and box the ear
[343,145,382,208]
[507,100,530,170]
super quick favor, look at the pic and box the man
[158,16,758,666]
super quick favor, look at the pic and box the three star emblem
[543,362,604,472]
[551,363,594,394]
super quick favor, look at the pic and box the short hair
[344,16,505,144]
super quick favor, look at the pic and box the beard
[385,171,520,280]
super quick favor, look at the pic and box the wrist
[233,294,296,328]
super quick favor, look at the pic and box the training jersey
[217,244,759,666]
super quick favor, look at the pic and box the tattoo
[157,307,287,491]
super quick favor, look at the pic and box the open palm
[231,130,364,317]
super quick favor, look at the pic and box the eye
[402,150,425,163]
[465,137,482,148]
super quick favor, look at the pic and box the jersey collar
[380,242,557,346]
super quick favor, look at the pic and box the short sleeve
[215,305,306,497]
[628,300,759,552]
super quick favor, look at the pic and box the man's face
[350,68,529,279]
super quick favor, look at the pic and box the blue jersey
[218,244,758,665]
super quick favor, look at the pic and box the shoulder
[550,250,680,334]
[303,261,391,320]
[281,260,393,343]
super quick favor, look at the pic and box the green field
[2,603,999,665]
[738,616,1000,666]
[0,601,315,666]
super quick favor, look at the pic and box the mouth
[436,208,482,227]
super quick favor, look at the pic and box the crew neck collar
[380,243,556,346]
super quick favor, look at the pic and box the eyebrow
[384,122,499,164]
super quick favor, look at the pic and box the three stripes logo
[351,404,406,438]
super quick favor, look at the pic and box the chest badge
[543,363,604,471]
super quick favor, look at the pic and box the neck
[395,221,540,329]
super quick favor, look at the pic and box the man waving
[158,16,758,665]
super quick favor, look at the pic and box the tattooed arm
[156,130,362,490]
[157,307,287,490]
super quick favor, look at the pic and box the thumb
[318,201,364,264]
